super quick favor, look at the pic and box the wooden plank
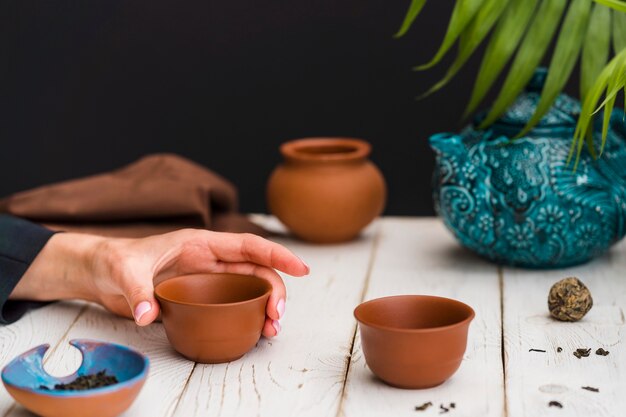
[502,239,626,417]
[0,301,86,416]
[6,302,195,417]
[340,218,504,417]
[171,216,379,417]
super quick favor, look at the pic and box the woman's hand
[11,229,309,337]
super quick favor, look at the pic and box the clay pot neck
[280,138,371,164]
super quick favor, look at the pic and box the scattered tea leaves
[415,402,433,411]
[596,348,610,356]
[529,348,547,353]
[582,386,599,392]
[40,370,119,391]
[416,402,455,413]
[573,348,591,359]
[557,347,563,353]
[549,401,563,408]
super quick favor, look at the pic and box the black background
[0,1,577,215]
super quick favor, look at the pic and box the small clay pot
[267,137,386,243]
[354,295,475,389]
[154,274,272,364]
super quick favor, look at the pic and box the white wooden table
[0,217,624,417]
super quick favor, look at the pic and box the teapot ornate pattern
[430,69,626,268]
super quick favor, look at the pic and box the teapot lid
[475,68,581,132]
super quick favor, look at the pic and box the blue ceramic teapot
[430,69,626,268]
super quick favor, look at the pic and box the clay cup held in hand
[155,273,272,364]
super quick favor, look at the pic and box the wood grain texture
[0,301,86,416]
[170,216,379,417]
[502,239,626,417]
[3,217,625,417]
[6,303,195,417]
[340,218,505,417]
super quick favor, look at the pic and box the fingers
[262,317,280,338]
[119,275,161,326]
[206,233,309,277]
[214,262,286,321]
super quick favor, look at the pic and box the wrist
[10,232,106,302]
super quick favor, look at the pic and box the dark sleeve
[0,215,56,324]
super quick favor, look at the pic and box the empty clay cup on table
[1,339,149,417]
[154,273,272,364]
[354,295,475,389]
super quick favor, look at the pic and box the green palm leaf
[395,0,626,161]
[518,0,592,137]
[594,0,626,13]
[581,4,611,102]
[414,0,485,71]
[394,0,428,38]
[418,0,508,99]
[571,50,626,167]
[479,0,567,129]
[592,57,626,113]
[612,8,626,127]
[594,55,626,153]
[612,8,626,52]
[463,0,538,118]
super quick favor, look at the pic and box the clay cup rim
[354,295,475,334]
[154,274,272,308]
[280,137,371,163]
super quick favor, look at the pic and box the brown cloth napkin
[0,154,266,237]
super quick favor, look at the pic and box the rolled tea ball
[548,277,593,322]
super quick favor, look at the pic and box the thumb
[123,281,160,326]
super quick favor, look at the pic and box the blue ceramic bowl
[1,339,149,417]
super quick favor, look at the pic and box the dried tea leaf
[415,402,433,411]
[573,348,591,359]
[48,370,119,391]
[596,348,610,356]
[548,277,593,322]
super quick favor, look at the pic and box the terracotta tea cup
[1,339,149,417]
[354,295,475,389]
[154,273,272,364]
[267,137,386,243]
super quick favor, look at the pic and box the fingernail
[134,301,152,323]
[301,259,310,273]
[276,299,286,319]
[272,320,281,335]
